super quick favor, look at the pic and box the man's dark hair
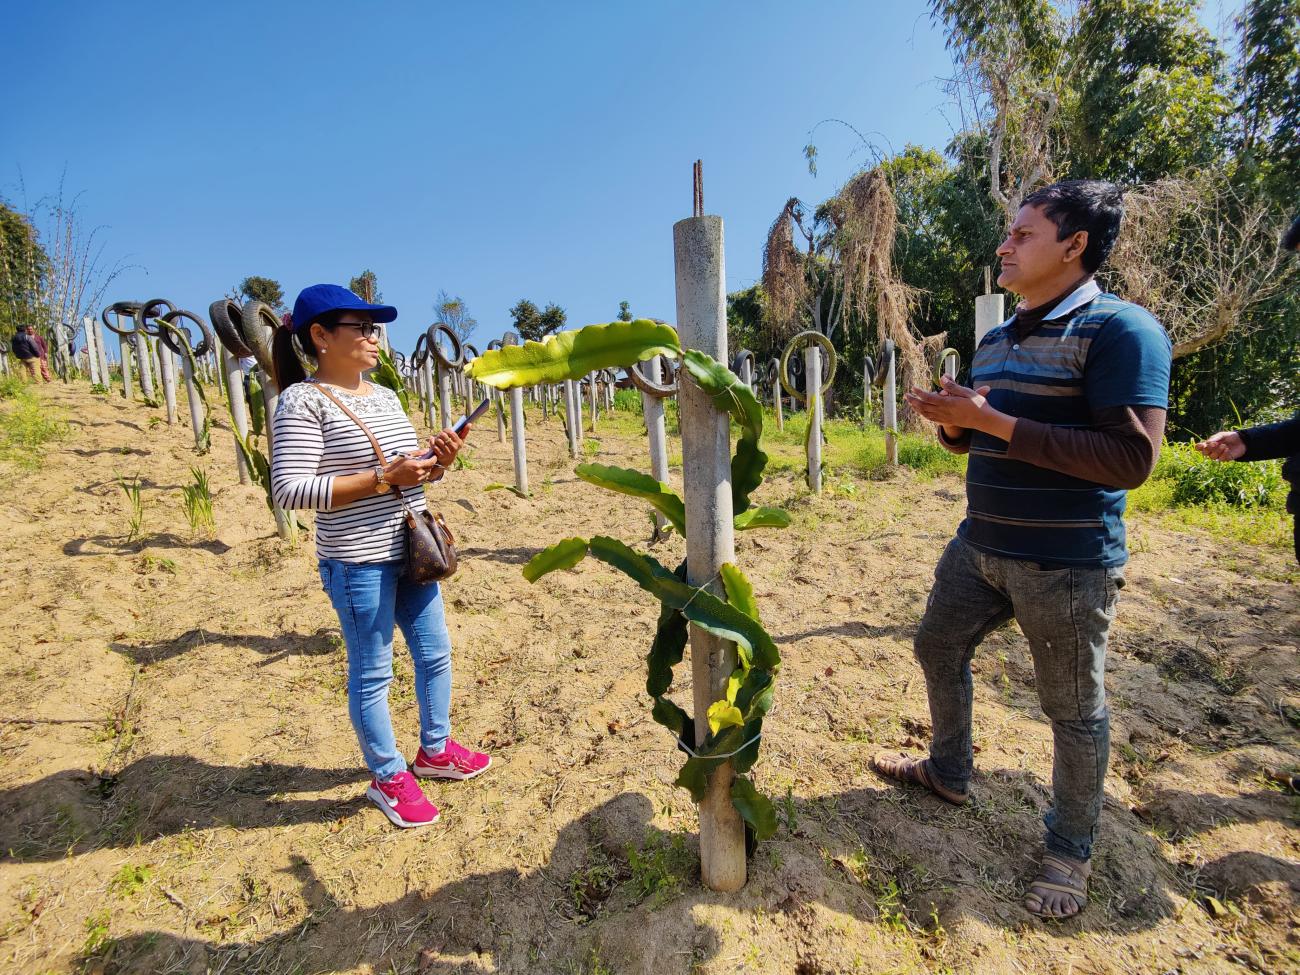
[1021,179,1125,274]
[1283,214,1300,252]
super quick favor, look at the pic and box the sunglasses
[335,322,382,340]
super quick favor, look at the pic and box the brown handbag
[308,381,458,583]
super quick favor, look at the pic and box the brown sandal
[870,752,969,805]
[1024,853,1090,919]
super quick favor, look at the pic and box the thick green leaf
[735,670,776,721]
[575,463,686,536]
[679,349,767,514]
[707,700,744,733]
[720,563,760,623]
[734,506,791,531]
[521,537,590,582]
[247,372,266,437]
[731,775,778,841]
[651,696,691,739]
[371,347,411,413]
[586,537,780,670]
[465,319,681,389]
[647,593,688,697]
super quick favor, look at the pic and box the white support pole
[437,363,452,430]
[158,341,178,425]
[509,386,529,495]
[642,356,671,534]
[94,319,110,390]
[674,213,745,893]
[222,350,252,484]
[422,359,436,430]
[82,317,101,386]
[133,330,155,402]
[862,357,873,430]
[805,345,823,494]
[179,354,206,450]
[975,292,1005,348]
[587,373,598,431]
[884,348,898,466]
[119,335,135,399]
[258,368,298,543]
[564,378,581,458]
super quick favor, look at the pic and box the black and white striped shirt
[270,381,427,563]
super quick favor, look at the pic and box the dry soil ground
[0,382,1297,975]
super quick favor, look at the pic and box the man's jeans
[914,536,1123,862]
[319,558,453,781]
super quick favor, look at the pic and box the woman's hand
[383,455,442,487]
[426,427,467,468]
[1194,431,1246,462]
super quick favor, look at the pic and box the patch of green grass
[625,830,692,907]
[108,863,151,897]
[0,381,68,468]
[83,909,111,956]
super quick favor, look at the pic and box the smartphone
[414,397,492,459]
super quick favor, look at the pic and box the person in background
[269,283,490,829]
[878,180,1172,919]
[1195,214,1300,564]
[29,326,52,382]
[11,325,42,381]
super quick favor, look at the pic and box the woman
[270,283,490,828]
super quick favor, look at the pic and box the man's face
[996,204,1086,295]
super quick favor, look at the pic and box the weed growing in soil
[181,466,216,535]
[116,473,144,541]
[625,830,691,907]
[0,380,68,468]
[108,863,152,897]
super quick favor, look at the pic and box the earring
[319,347,327,354]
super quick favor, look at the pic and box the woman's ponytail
[273,323,309,391]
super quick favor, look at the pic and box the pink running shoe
[366,771,440,828]
[412,739,492,781]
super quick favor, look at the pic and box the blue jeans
[319,558,453,781]
[913,537,1123,862]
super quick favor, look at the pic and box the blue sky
[3,1,1240,352]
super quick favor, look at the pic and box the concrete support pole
[93,318,110,389]
[674,213,745,893]
[587,374,598,431]
[179,354,206,451]
[862,358,873,430]
[772,360,783,431]
[975,292,1005,348]
[642,356,671,533]
[437,364,452,430]
[119,335,135,399]
[222,350,252,484]
[883,348,898,466]
[509,386,529,495]
[422,359,436,430]
[158,342,178,425]
[258,368,298,543]
[564,378,581,458]
[82,317,101,386]
[805,345,823,494]
[133,330,155,402]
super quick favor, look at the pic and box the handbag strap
[306,380,387,467]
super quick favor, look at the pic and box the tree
[1234,0,1300,203]
[617,300,632,321]
[349,270,381,303]
[435,290,478,342]
[239,276,285,311]
[508,298,566,343]
[0,202,48,338]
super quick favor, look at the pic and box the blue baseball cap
[291,283,397,333]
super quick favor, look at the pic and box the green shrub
[897,433,967,476]
[612,387,643,414]
[0,384,68,468]
[1157,440,1286,509]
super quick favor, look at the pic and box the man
[873,180,1172,919]
[11,325,43,381]
[1195,214,1300,564]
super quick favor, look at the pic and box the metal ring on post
[731,349,755,379]
[872,338,895,390]
[391,350,407,370]
[778,330,837,402]
[136,298,175,337]
[238,300,280,376]
[102,301,143,336]
[932,347,961,388]
[863,355,877,387]
[412,332,430,368]
[627,355,679,399]
[209,299,253,358]
[501,331,520,348]
[461,343,480,368]
[157,309,215,358]
[428,323,464,367]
